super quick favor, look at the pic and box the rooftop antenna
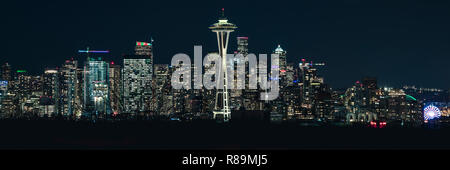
[78,47,110,60]
[220,8,226,19]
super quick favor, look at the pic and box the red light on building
[379,122,387,128]
[369,121,377,128]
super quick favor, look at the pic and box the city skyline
[3,1,450,166]
[1,0,449,89]
[0,1,449,126]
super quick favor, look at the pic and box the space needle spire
[209,8,237,122]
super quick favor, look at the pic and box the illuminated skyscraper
[60,59,79,117]
[201,53,219,115]
[237,37,248,55]
[135,41,154,82]
[135,41,153,56]
[75,68,84,116]
[1,63,12,82]
[15,70,31,103]
[230,37,248,111]
[362,77,378,108]
[299,59,325,119]
[271,45,289,119]
[0,81,7,97]
[1,93,15,118]
[274,45,287,77]
[284,63,302,119]
[0,63,10,114]
[237,37,263,111]
[209,8,237,121]
[80,48,111,117]
[0,80,7,114]
[109,62,121,115]
[121,41,154,116]
[43,69,59,114]
[123,55,152,115]
[153,64,172,115]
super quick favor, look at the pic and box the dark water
[0,120,448,149]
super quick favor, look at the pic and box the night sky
[0,0,449,89]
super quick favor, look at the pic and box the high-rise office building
[30,75,42,94]
[1,63,12,82]
[237,37,248,55]
[109,62,121,115]
[0,63,10,116]
[0,81,7,96]
[285,65,302,119]
[270,45,288,119]
[0,80,8,113]
[229,37,248,111]
[43,69,59,115]
[60,59,79,117]
[1,64,17,118]
[83,54,111,117]
[122,55,152,115]
[23,75,41,116]
[1,93,16,118]
[274,45,287,77]
[185,64,204,116]
[201,54,218,115]
[75,68,84,116]
[14,70,32,102]
[135,41,153,56]
[237,37,264,111]
[299,59,325,119]
[362,77,377,107]
[153,64,172,116]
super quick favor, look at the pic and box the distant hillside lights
[171,46,280,101]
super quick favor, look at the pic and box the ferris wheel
[424,105,442,121]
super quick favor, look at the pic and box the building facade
[122,55,153,115]
[83,57,111,117]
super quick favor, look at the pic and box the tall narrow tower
[79,47,111,116]
[209,8,237,121]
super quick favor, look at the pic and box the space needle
[209,8,237,122]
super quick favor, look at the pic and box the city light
[136,41,151,46]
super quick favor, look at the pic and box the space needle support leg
[223,31,230,119]
[214,32,221,115]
